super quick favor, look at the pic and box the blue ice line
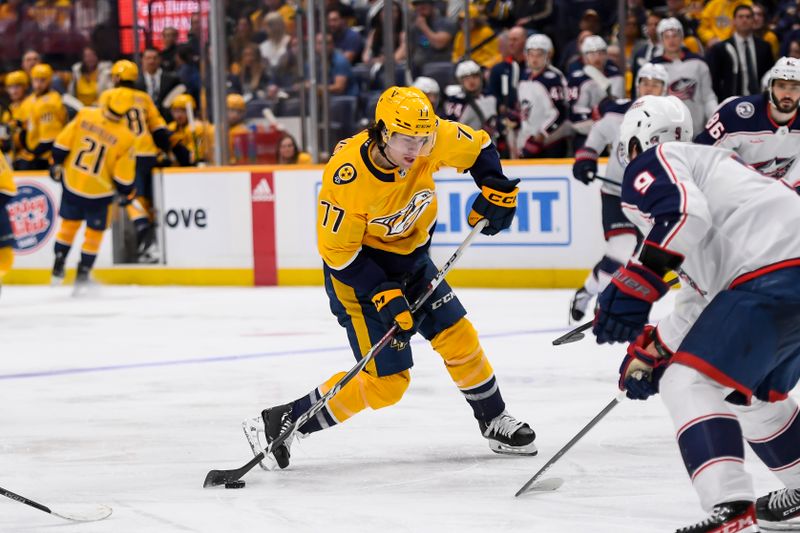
[0,326,571,381]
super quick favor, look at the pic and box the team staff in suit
[135,48,183,122]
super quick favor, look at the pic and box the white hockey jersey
[516,65,570,151]
[694,94,800,188]
[621,142,800,351]
[442,86,498,137]
[583,98,632,194]
[567,60,625,135]
[651,50,718,136]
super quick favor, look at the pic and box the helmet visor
[385,131,436,157]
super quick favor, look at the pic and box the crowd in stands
[2,0,800,165]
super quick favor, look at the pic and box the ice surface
[0,285,792,532]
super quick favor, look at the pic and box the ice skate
[242,403,295,470]
[51,253,66,286]
[569,287,592,323]
[479,410,537,456]
[676,501,759,532]
[72,265,93,297]
[757,488,800,531]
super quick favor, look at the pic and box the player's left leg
[660,364,758,532]
[410,258,536,455]
[732,397,800,529]
[74,202,112,291]
[570,192,637,322]
[0,197,14,296]
[128,156,157,262]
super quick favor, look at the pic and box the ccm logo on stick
[165,208,208,228]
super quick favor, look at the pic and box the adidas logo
[252,178,275,202]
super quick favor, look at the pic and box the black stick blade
[203,453,265,488]
[552,320,592,346]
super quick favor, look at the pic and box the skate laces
[484,411,524,438]
[768,488,800,511]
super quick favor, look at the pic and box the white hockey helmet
[619,95,693,162]
[455,60,481,79]
[412,76,440,95]
[657,17,684,39]
[767,56,800,110]
[636,62,669,95]
[580,35,607,55]
[525,33,553,54]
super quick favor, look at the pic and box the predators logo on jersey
[53,107,137,199]
[317,119,490,270]
[370,189,435,236]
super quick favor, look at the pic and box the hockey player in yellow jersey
[168,94,213,165]
[15,64,67,170]
[244,86,536,470]
[0,148,16,296]
[49,88,137,292]
[101,60,190,261]
[1,71,29,163]
[227,93,250,164]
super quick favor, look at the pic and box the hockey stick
[554,276,681,346]
[0,485,112,522]
[515,392,626,497]
[203,219,489,488]
[582,64,612,95]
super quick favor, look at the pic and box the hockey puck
[224,480,246,489]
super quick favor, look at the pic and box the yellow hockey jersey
[17,90,67,161]
[0,148,15,198]
[98,87,165,156]
[1,102,25,160]
[53,107,136,200]
[317,119,490,271]
[168,120,214,164]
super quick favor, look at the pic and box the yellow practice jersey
[317,119,490,270]
[17,90,67,160]
[54,107,136,200]
[169,120,214,163]
[0,148,15,198]
[98,87,166,156]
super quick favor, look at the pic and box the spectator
[407,0,457,77]
[136,47,182,120]
[486,26,528,158]
[229,16,257,68]
[665,0,703,53]
[20,49,66,93]
[73,0,110,41]
[559,9,602,72]
[752,3,780,58]
[250,0,295,36]
[175,44,200,103]
[789,38,800,58]
[276,133,311,164]
[451,4,501,68]
[631,12,663,97]
[235,43,273,101]
[328,8,363,65]
[698,0,753,47]
[29,0,71,32]
[161,27,179,72]
[362,0,406,69]
[412,75,441,113]
[0,0,26,24]
[68,45,111,106]
[311,32,356,96]
[706,4,774,100]
[259,12,292,85]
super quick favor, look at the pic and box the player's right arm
[574,113,616,185]
[317,164,387,293]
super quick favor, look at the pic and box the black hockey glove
[370,281,416,343]
[468,177,520,236]
[573,148,598,185]
[49,164,64,183]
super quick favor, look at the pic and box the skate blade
[489,440,538,456]
[759,519,800,531]
[51,276,65,287]
[241,418,276,471]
